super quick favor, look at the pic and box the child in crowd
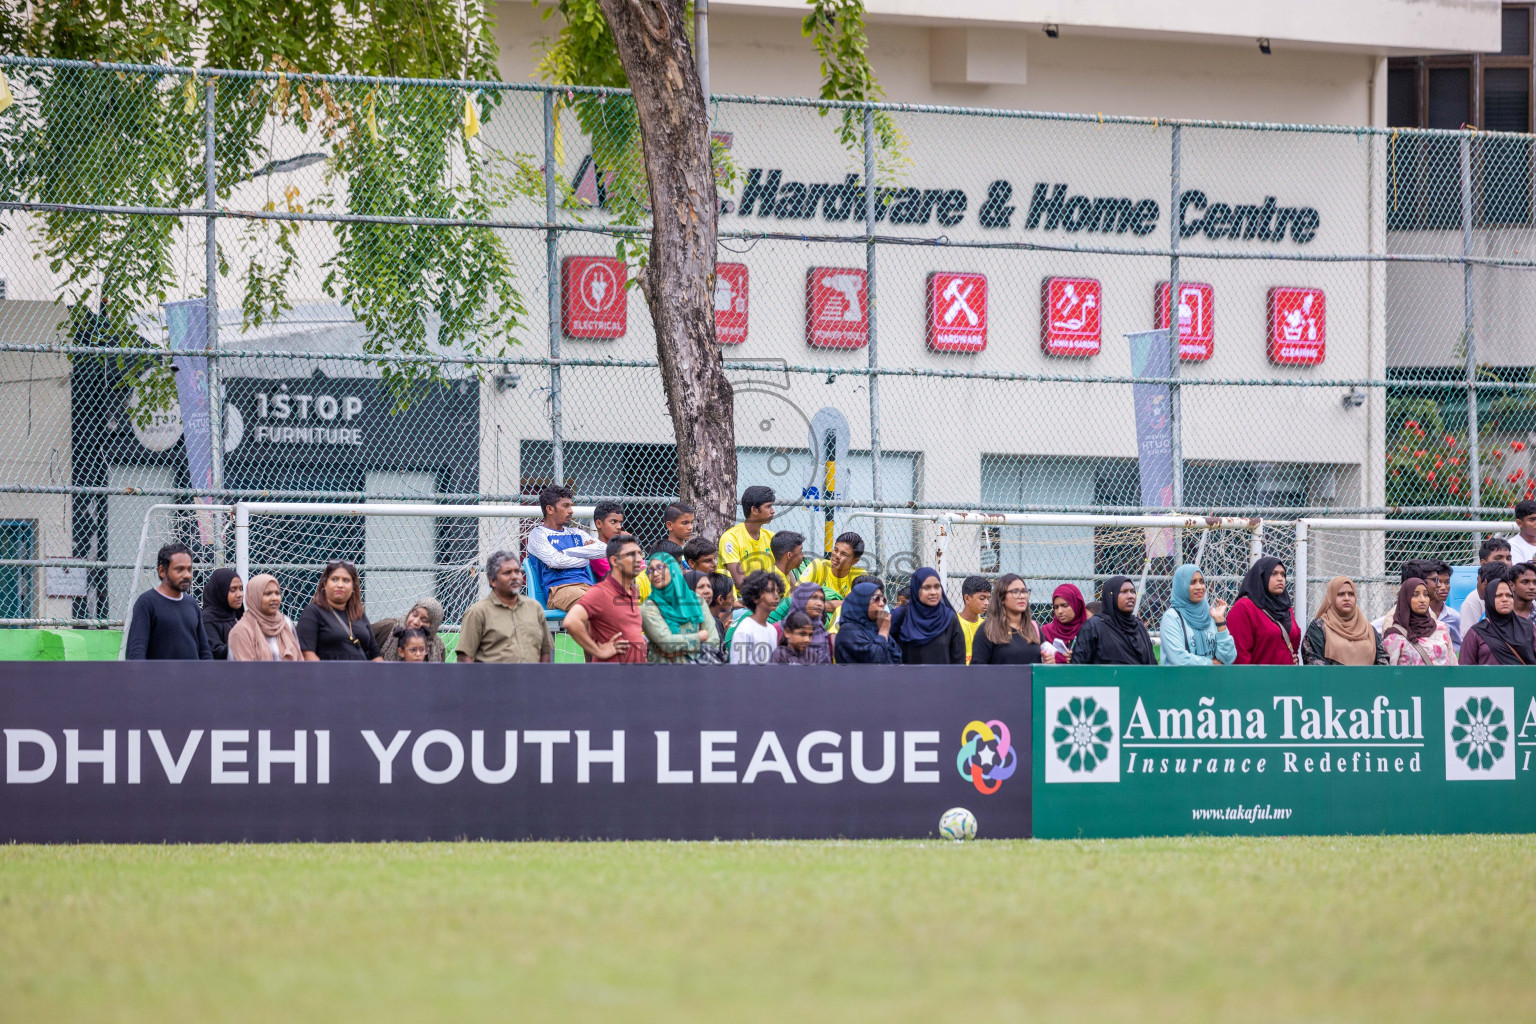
[396,628,429,663]
[663,502,696,549]
[798,532,865,599]
[1459,537,1512,626]
[729,570,784,665]
[771,610,831,664]
[957,575,991,665]
[682,536,718,573]
[719,486,776,588]
[586,501,627,581]
[768,530,805,595]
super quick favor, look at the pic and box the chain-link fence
[1,55,1533,629]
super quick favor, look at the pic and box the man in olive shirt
[457,551,554,663]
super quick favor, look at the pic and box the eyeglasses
[1004,587,1029,597]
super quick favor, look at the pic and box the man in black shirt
[125,543,213,660]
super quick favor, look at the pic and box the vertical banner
[1033,667,1536,838]
[164,299,217,540]
[1127,329,1175,556]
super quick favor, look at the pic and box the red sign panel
[1267,286,1326,365]
[562,256,628,339]
[926,272,988,353]
[806,267,869,349]
[714,263,749,345]
[1154,281,1215,362]
[1040,277,1102,357]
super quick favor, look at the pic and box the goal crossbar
[1293,517,1516,619]
[852,510,1265,604]
[231,501,594,583]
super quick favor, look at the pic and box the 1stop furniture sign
[1267,286,1326,365]
[562,256,628,339]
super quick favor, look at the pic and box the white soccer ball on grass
[938,807,977,841]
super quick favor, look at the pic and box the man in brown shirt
[565,534,648,663]
[456,551,554,664]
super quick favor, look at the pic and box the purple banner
[1128,329,1175,555]
[165,300,214,492]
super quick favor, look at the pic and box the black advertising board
[0,662,1032,843]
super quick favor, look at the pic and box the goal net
[122,501,591,657]
[231,502,592,634]
[895,512,1264,634]
[1295,517,1518,624]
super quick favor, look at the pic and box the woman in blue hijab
[1158,564,1236,665]
[833,579,902,665]
[889,567,964,664]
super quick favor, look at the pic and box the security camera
[1044,24,1060,38]
[1258,38,1271,55]
[1342,387,1365,408]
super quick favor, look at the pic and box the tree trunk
[597,0,737,538]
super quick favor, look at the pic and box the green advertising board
[1032,667,1536,838]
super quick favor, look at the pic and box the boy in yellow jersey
[797,532,865,599]
[767,530,805,596]
[958,575,991,664]
[719,485,776,589]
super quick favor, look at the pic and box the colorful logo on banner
[956,719,1017,794]
[1444,687,1516,780]
[1043,687,1121,784]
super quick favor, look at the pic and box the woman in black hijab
[1460,578,1536,665]
[1228,556,1301,665]
[200,568,244,660]
[1071,576,1155,665]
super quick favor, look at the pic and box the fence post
[1294,519,1309,626]
[234,502,250,584]
[545,90,564,488]
[1168,123,1183,514]
[864,108,882,565]
[203,77,223,496]
[1461,134,1479,512]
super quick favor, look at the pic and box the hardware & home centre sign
[1032,667,1536,839]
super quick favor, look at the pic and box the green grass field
[2,836,1532,1022]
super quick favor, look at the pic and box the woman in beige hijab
[1300,576,1386,665]
[227,574,303,662]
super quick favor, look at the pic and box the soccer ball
[938,807,977,841]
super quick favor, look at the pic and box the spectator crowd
[125,488,1536,670]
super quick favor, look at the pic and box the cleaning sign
[1267,286,1325,365]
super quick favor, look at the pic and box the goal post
[118,503,235,660]
[1294,517,1517,624]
